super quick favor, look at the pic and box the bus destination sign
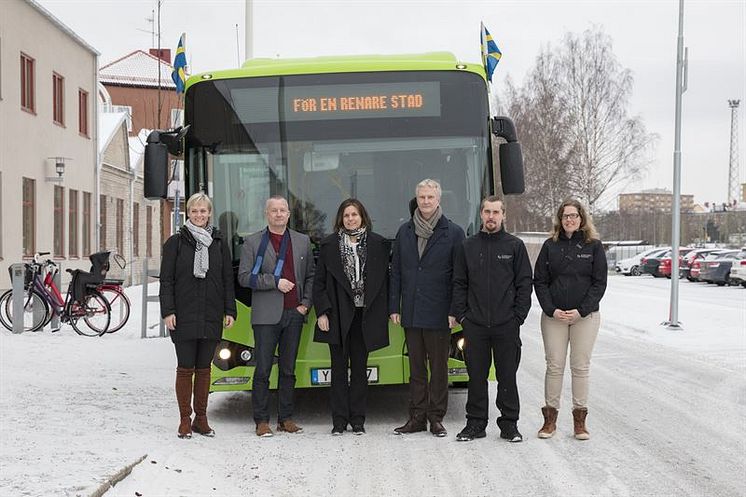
[231,82,441,123]
[284,82,440,120]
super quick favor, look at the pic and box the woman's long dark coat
[159,226,237,342]
[312,232,390,352]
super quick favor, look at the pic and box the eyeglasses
[562,213,580,220]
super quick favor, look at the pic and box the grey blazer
[238,228,315,325]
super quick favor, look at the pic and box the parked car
[658,247,694,278]
[698,250,740,285]
[615,247,664,276]
[728,249,746,287]
[640,248,670,277]
[681,248,725,281]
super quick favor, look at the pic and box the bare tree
[505,27,656,217]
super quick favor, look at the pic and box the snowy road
[0,276,744,497]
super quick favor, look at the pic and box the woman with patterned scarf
[313,198,390,435]
[159,193,237,439]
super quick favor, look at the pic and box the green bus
[144,51,524,392]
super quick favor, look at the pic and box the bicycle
[97,278,130,333]
[0,252,111,336]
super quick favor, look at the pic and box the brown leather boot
[572,408,590,440]
[538,406,558,439]
[175,367,194,439]
[192,368,215,437]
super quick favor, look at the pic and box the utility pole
[245,0,253,60]
[665,0,687,330]
[727,100,741,205]
[156,0,162,129]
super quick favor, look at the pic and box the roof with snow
[128,129,151,175]
[98,111,128,156]
[100,50,177,89]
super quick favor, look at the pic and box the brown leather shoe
[429,421,447,437]
[572,408,590,440]
[394,416,427,434]
[538,406,558,439]
[277,419,303,434]
[256,422,274,437]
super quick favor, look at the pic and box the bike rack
[140,257,166,339]
[10,264,25,334]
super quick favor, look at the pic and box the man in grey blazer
[238,196,315,437]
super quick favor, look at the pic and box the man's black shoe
[456,424,486,442]
[352,424,365,435]
[500,425,523,443]
[331,424,346,436]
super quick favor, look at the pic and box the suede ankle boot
[572,407,590,440]
[175,367,194,439]
[538,406,558,439]
[192,368,215,437]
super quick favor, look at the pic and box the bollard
[10,264,25,334]
[141,257,166,339]
[50,263,61,330]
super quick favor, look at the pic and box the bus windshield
[184,70,491,255]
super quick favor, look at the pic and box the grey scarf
[413,205,442,258]
[184,220,214,278]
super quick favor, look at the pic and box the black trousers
[174,339,219,369]
[405,327,451,422]
[463,320,522,430]
[329,308,369,426]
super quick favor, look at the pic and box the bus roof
[185,52,486,92]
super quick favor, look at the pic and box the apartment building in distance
[618,188,695,213]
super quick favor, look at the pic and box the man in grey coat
[238,196,315,437]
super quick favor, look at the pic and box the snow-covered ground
[0,276,744,497]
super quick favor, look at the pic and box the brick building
[618,188,695,213]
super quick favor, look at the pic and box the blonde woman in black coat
[313,199,390,436]
[160,193,237,439]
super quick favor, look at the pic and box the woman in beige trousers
[533,199,607,440]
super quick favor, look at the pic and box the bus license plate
[311,367,379,385]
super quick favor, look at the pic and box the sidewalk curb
[88,454,148,497]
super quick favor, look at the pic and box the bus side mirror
[491,117,525,195]
[144,132,169,199]
[143,126,190,200]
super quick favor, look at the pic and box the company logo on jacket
[496,254,513,260]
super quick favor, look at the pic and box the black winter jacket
[159,226,237,342]
[451,228,533,328]
[389,215,465,329]
[533,231,607,317]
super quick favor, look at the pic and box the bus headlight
[240,349,252,362]
[218,348,232,360]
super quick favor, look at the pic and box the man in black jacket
[451,196,532,442]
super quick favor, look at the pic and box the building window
[20,53,35,113]
[82,192,91,256]
[133,202,140,257]
[69,189,78,257]
[146,206,153,257]
[116,198,124,255]
[52,73,64,125]
[22,178,35,256]
[79,89,89,136]
[100,195,107,251]
[54,186,65,257]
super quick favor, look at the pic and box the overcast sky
[36,0,746,207]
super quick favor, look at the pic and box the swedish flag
[171,33,187,94]
[480,23,502,82]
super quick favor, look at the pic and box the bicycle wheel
[69,290,111,337]
[0,288,50,332]
[98,287,130,333]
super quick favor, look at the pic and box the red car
[658,248,694,278]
